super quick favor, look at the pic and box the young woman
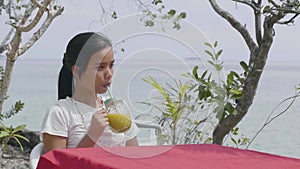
[41,32,139,153]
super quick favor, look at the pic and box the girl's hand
[86,108,109,143]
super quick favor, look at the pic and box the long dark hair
[58,32,112,100]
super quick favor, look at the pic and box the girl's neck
[72,90,99,108]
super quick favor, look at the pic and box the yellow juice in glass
[105,99,132,133]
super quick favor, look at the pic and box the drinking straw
[107,87,113,101]
[106,87,117,110]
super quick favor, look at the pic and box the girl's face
[78,47,115,95]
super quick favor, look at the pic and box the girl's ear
[71,65,80,79]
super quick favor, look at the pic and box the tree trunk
[0,30,20,113]
[0,1,63,115]
[209,0,283,144]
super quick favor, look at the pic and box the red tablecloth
[37,144,300,169]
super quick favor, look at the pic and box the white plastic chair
[135,120,162,146]
[30,142,44,169]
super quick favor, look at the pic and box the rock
[7,129,40,152]
[0,145,30,169]
[0,129,40,169]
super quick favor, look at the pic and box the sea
[1,57,300,159]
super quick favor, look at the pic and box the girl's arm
[43,133,67,153]
[43,133,97,154]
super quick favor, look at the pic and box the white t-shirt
[40,97,139,148]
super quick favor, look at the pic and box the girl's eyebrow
[95,60,115,66]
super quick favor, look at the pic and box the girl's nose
[105,67,113,79]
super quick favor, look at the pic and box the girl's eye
[98,66,104,71]
[97,62,114,71]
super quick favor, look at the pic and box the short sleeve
[40,103,69,139]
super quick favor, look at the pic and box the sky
[1,0,300,63]
[1,1,300,157]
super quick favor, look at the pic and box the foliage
[142,5,187,30]
[207,0,300,144]
[0,65,25,120]
[0,65,26,152]
[187,41,251,147]
[103,0,186,31]
[227,127,250,149]
[143,76,206,144]
[143,41,250,147]
[143,40,299,148]
[0,122,29,152]
[0,100,24,121]
[187,41,249,122]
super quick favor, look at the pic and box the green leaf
[12,124,26,134]
[112,11,117,19]
[145,20,154,27]
[173,22,181,30]
[240,61,248,71]
[227,73,234,86]
[152,0,162,5]
[231,138,237,146]
[192,66,199,79]
[214,41,218,48]
[232,127,239,135]
[143,76,170,103]
[0,131,9,138]
[225,103,234,114]
[12,136,24,152]
[263,5,271,13]
[13,134,29,143]
[204,42,212,48]
[230,89,242,94]
[232,109,238,115]
[208,60,215,67]
[215,50,223,60]
[232,93,243,99]
[168,9,176,16]
[205,50,213,58]
[201,70,208,79]
[230,71,240,78]
[179,12,187,19]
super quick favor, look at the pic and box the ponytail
[58,56,73,100]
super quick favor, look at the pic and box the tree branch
[17,6,64,57]
[277,13,299,24]
[275,7,300,14]
[16,0,51,32]
[232,0,260,12]
[208,0,258,53]
[254,0,262,45]
[246,91,299,149]
[268,0,280,8]
[19,1,37,26]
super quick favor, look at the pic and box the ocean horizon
[1,57,300,158]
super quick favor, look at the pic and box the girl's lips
[103,83,111,88]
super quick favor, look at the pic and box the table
[37,144,300,169]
